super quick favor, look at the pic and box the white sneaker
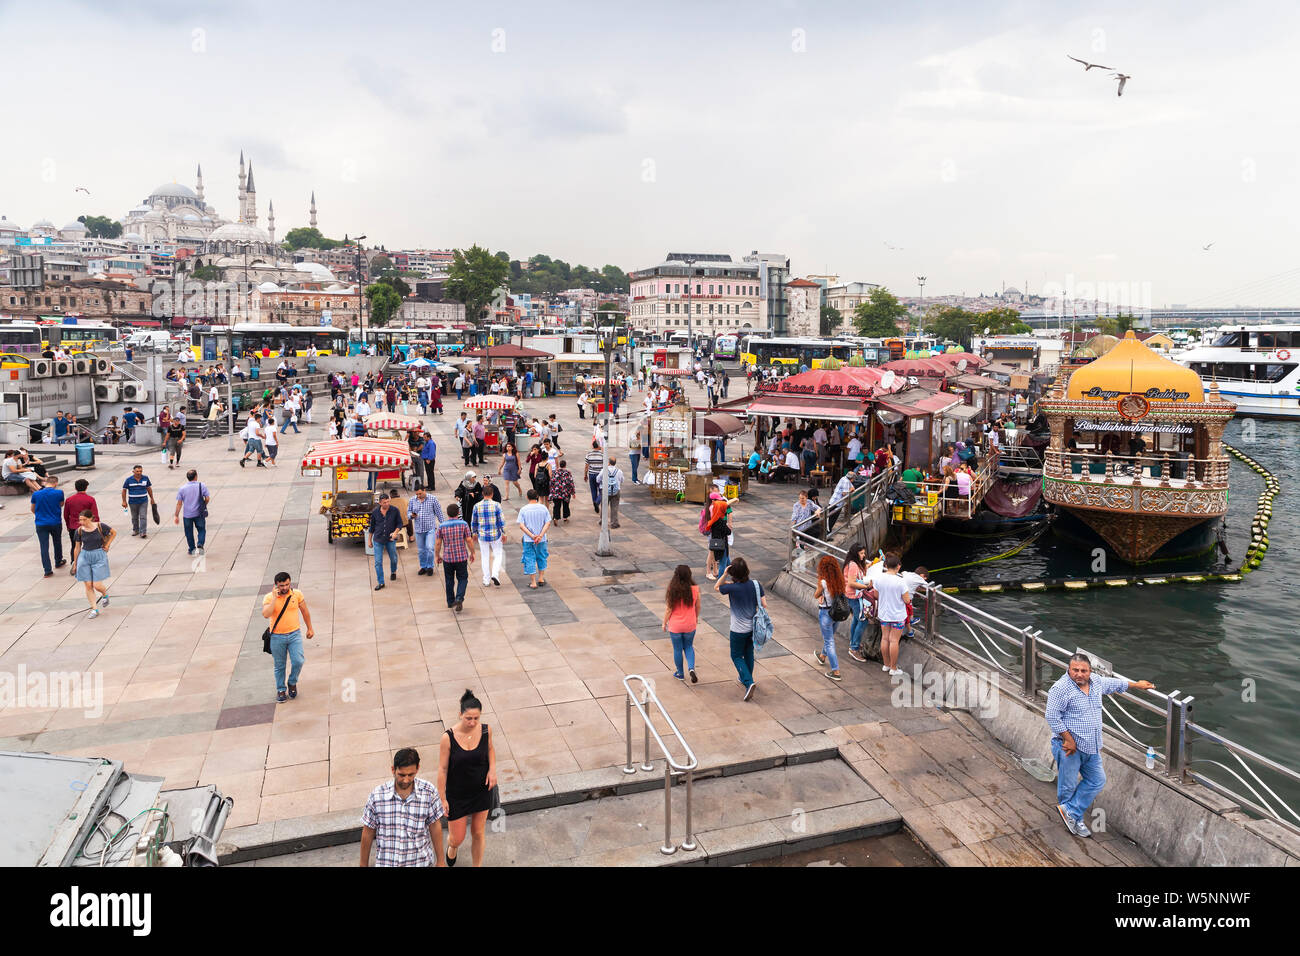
[881,665,890,672]
[890,668,904,677]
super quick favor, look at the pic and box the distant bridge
[1019,307,1300,328]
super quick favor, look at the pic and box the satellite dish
[880,370,896,390]
[957,359,968,372]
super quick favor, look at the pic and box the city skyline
[2,0,1298,306]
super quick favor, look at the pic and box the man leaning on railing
[1046,653,1155,840]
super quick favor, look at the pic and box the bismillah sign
[1074,419,1193,435]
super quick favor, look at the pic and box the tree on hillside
[190,264,222,282]
[852,287,907,337]
[979,306,1033,336]
[443,244,509,326]
[375,274,411,298]
[368,254,393,275]
[364,282,402,328]
[78,215,122,239]
[282,226,345,250]
[819,305,841,337]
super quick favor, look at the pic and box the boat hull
[1051,508,1221,564]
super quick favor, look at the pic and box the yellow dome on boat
[1066,331,1204,402]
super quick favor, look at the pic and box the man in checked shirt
[1045,653,1155,838]
[360,747,446,867]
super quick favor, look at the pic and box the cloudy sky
[3,0,1299,306]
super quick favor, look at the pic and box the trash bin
[250,366,260,380]
[232,394,242,412]
[307,360,317,374]
[533,382,544,398]
[75,442,95,469]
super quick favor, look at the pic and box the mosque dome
[1067,331,1204,403]
[207,221,272,244]
[61,220,87,232]
[150,183,198,200]
[0,216,23,232]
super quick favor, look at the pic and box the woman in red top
[662,564,701,682]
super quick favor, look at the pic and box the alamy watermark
[0,665,104,718]
[150,277,256,320]
[1039,274,1153,321]
[890,666,1000,718]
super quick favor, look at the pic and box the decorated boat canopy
[1066,331,1204,404]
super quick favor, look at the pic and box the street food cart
[647,404,694,500]
[301,438,412,543]
[462,395,521,455]
[363,412,425,438]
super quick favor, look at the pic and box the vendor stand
[462,395,521,455]
[646,403,694,500]
[301,438,412,543]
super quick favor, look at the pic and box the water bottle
[1145,747,1156,770]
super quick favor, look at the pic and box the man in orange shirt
[262,571,315,703]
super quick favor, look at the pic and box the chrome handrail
[623,674,698,855]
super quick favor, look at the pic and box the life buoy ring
[1278,349,1291,361]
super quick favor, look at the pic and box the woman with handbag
[705,493,731,581]
[813,554,847,681]
[438,689,497,867]
[843,545,870,664]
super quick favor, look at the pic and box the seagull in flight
[883,241,904,251]
[1202,242,1215,251]
[1067,55,1113,72]
[1112,73,1131,97]
[74,186,90,195]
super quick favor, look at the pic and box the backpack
[750,580,773,648]
[698,506,711,535]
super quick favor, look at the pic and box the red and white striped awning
[364,412,424,430]
[651,366,693,377]
[301,438,412,469]
[463,395,519,410]
[580,376,609,387]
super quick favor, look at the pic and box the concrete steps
[225,752,901,868]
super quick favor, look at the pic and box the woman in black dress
[437,689,497,866]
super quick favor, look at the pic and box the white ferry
[1177,325,1300,419]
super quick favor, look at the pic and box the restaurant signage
[757,381,873,398]
[1074,419,1193,435]
[1083,386,1192,401]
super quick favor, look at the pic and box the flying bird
[74,186,90,195]
[1112,72,1131,97]
[1067,55,1113,71]
[883,241,904,251]
[1202,242,1215,251]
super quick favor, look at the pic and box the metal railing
[623,675,698,855]
[786,531,1300,835]
[1044,449,1230,487]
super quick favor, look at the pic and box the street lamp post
[595,310,627,558]
[679,255,698,352]
[916,276,927,335]
[346,234,367,349]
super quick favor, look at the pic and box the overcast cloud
[3,0,1298,305]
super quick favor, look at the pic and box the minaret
[309,191,317,229]
[196,164,204,206]
[237,150,246,220]
[268,200,275,244]
[245,162,257,226]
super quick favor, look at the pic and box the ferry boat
[1176,324,1300,419]
[1039,331,1236,563]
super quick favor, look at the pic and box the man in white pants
[470,485,506,587]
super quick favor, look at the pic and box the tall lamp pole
[916,275,927,336]
[346,234,367,349]
[680,255,698,352]
[596,310,627,557]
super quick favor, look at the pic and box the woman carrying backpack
[702,491,730,581]
[715,557,766,701]
[813,554,846,681]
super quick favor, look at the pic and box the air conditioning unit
[93,357,111,375]
[73,356,92,375]
[28,358,53,378]
[53,360,73,376]
[121,382,148,402]
[95,383,120,402]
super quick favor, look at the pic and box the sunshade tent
[650,366,693,377]
[364,412,424,430]
[462,395,519,411]
[403,357,433,368]
[929,352,987,371]
[698,413,746,437]
[301,438,412,470]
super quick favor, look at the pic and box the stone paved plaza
[0,376,1147,865]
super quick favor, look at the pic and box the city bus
[738,336,856,369]
[713,333,739,360]
[191,323,349,360]
[46,322,121,353]
[0,322,43,356]
[362,326,466,359]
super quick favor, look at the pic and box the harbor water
[907,418,1299,797]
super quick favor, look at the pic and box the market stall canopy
[981,362,1020,377]
[939,402,982,422]
[745,394,868,423]
[403,357,433,368]
[651,366,693,376]
[752,365,904,399]
[951,373,1009,391]
[462,343,553,360]
[929,352,987,370]
[1066,330,1204,403]
[462,395,519,411]
[876,391,962,417]
[301,438,412,469]
[364,412,424,430]
[698,413,746,437]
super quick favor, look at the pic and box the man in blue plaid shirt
[360,747,446,867]
[407,484,445,576]
[1046,653,1155,838]
[471,485,506,588]
[435,502,477,611]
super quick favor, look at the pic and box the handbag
[750,580,773,648]
[150,502,161,525]
[262,590,292,655]
[830,590,851,623]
